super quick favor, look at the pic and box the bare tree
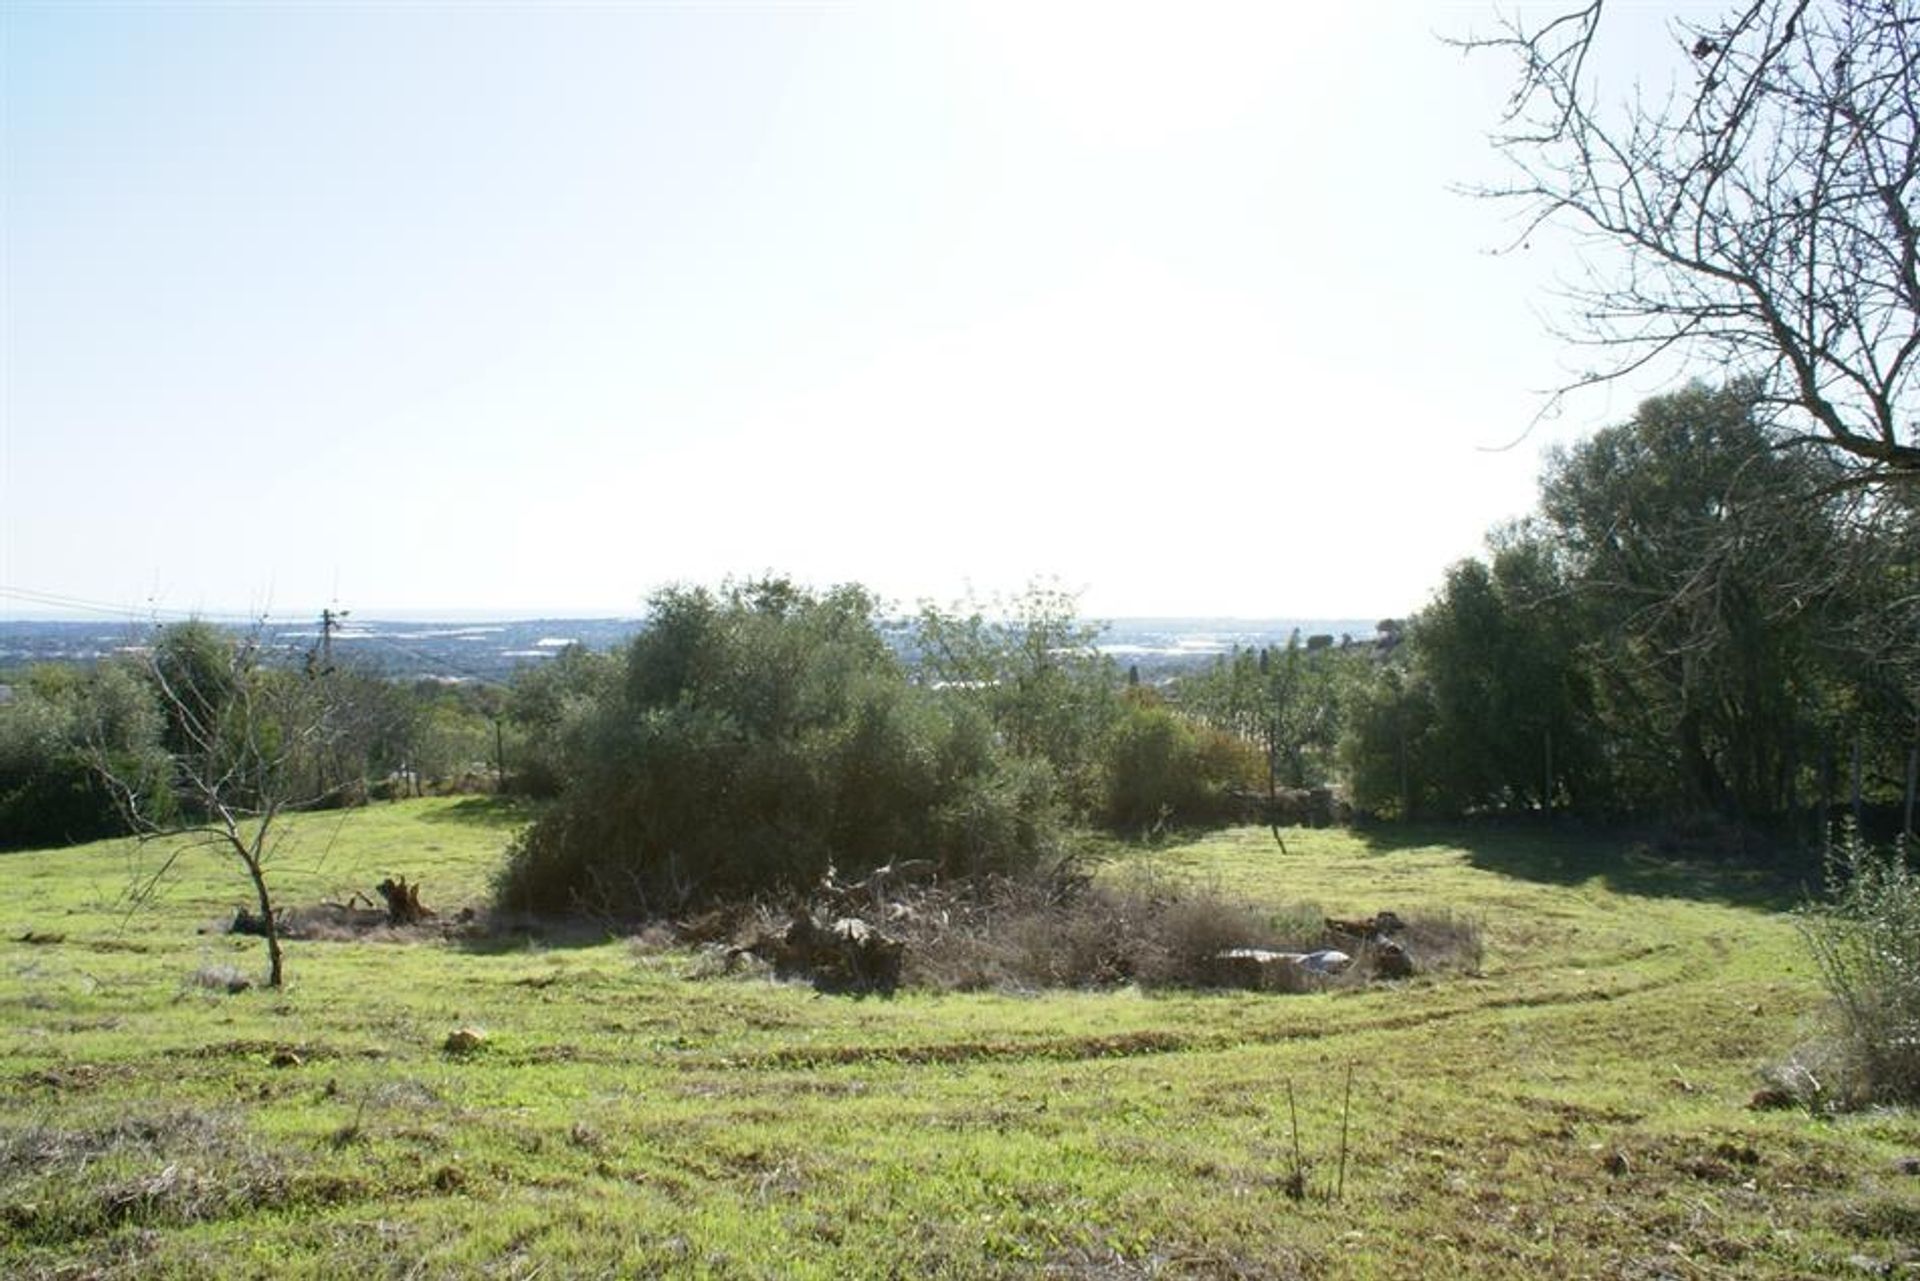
[95,621,347,988]
[1466,0,1920,484]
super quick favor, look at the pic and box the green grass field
[4,798,1917,1278]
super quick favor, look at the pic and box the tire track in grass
[713,966,1700,1072]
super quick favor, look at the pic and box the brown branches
[1461,0,1920,483]
[90,620,357,988]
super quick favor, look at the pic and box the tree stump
[376,877,434,925]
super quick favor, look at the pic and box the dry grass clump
[895,876,1481,993]
[1394,908,1485,977]
[0,1108,315,1244]
[1795,828,1920,1107]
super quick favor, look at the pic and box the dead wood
[1324,911,1405,941]
[376,877,435,926]
[729,908,904,993]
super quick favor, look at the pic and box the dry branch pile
[697,861,1475,995]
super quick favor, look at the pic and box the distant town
[0,615,1385,685]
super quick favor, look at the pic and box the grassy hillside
[3,800,1917,1278]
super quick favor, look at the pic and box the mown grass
[3,799,1918,1278]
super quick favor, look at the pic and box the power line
[0,586,168,620]
[0,585,292,625]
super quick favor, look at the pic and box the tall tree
[1415,547,1594,813]
[1535,382,1845,818]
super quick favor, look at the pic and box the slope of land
[3,800,1916,1278]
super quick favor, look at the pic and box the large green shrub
[503,644,614,797]
[1102,690,1261,832]
[497,579,1061,916]
[0,662,170,849]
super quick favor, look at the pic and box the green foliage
[498,579,1062,915]
[1534,381,1845,819]
[1347,380,1891,828]
[1799,826,1920,1106]
[912,584,1118,814]
[503,644,614,797]
[1341,660,1438,820]
[407,686,498,789]
[149,620,239,760]
[1181,634,1361,796]
[1101,690,1261,832]
[0,663,168,849]
[1401,540,1597,816]
[318,667,418,799]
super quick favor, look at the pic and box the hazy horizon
[0,597,1393,629]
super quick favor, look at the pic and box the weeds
[0,1108,305,1244]
[1797,824,1920,1106]
[184,962,252,995]
[882,873,1294,991]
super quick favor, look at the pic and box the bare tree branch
[88,619,355,988]
[1459,0,1920,483]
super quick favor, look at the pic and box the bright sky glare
[2,2,1701,623]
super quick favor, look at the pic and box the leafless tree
[1466,0,1920,484]
[94,622,348,988]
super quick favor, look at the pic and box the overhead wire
[0,584,295,625]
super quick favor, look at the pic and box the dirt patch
[14,1062,136,1094]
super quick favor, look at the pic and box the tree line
[0,390,1906,985]
[4,379,1913,885]
[1345,381,1915,832]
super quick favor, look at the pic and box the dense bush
[1798,827,1920,1106]
[497,579,1062,916]
[0,663,169,849]
[1102,690,1262,831]
[502,644,613,798]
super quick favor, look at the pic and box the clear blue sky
[2,1,1696,622]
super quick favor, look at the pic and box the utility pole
[311,606,349,796]
[318,607,348,673]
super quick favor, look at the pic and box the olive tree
[499,578,1062,916]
